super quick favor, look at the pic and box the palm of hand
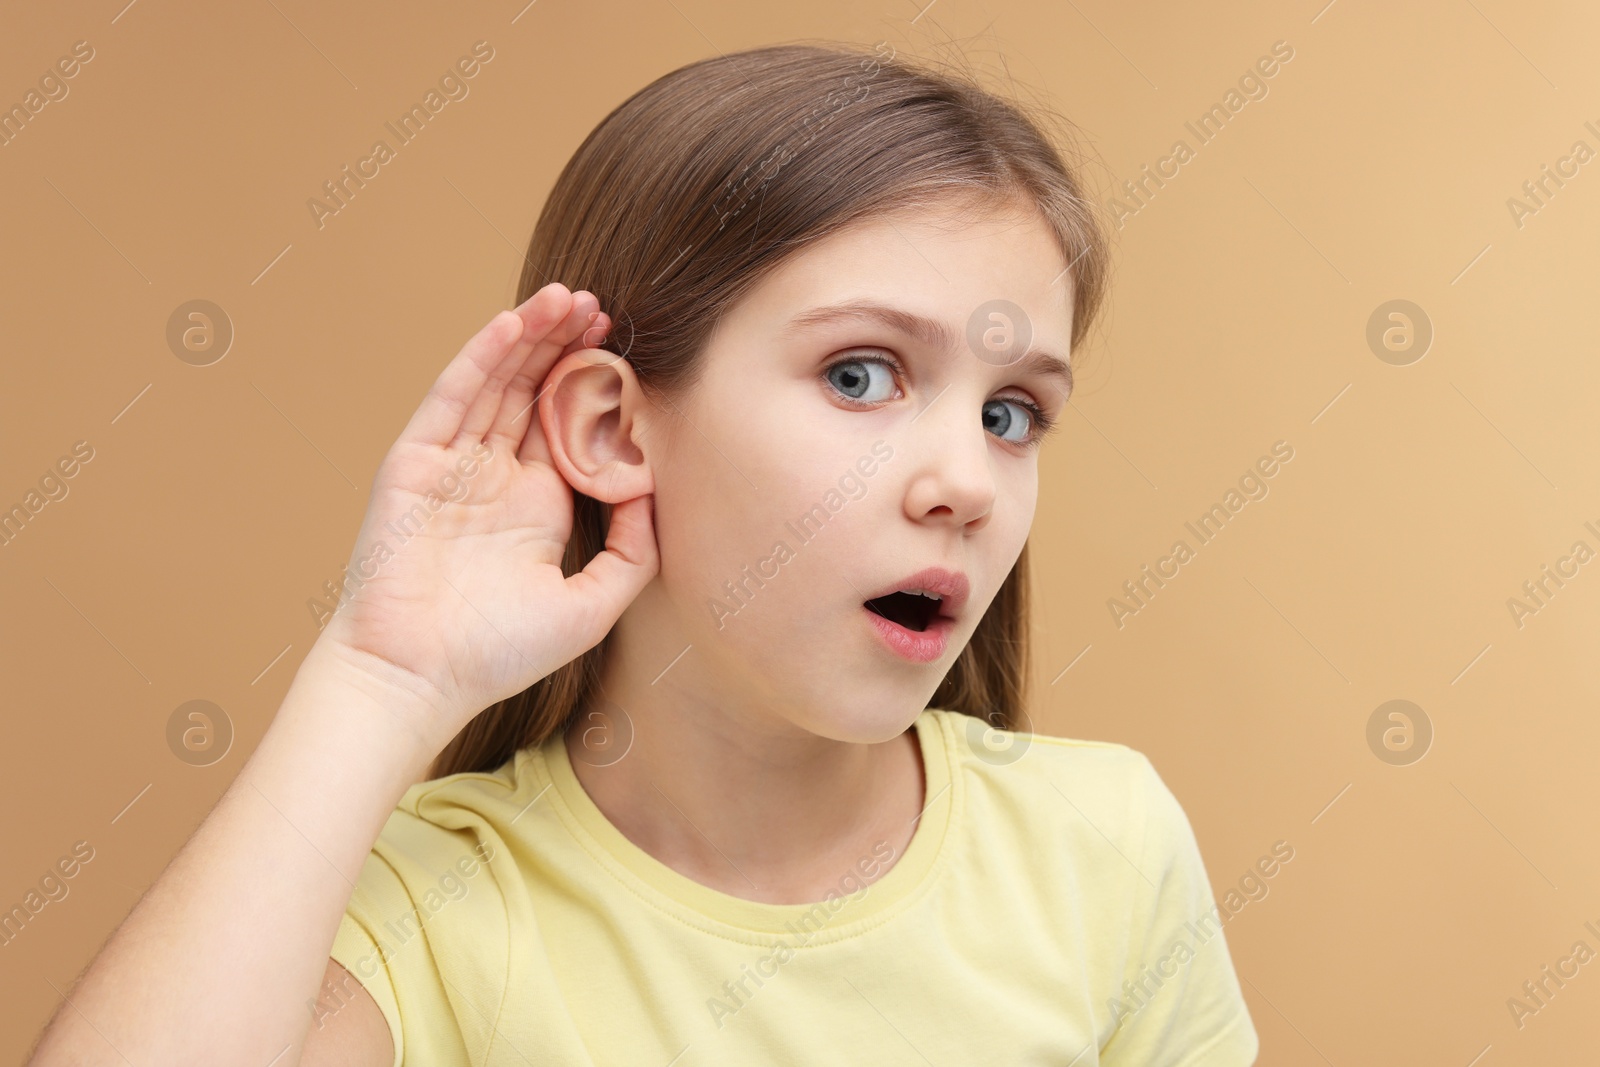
[317,285,655,746]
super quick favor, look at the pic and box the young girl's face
[631,195,1075,741]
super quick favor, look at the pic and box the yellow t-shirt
[328,707,1258,1065]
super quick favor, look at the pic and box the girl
[30,41,1257,1066]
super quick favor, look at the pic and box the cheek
[648,402,854,621]
[998,460,1039,528]
[987,465,1038,573]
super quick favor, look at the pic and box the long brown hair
[430,40,1111,778]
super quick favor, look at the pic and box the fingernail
[587,311,600,323]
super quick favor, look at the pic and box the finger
[509,299,608,465]
[457,287,596,447]
[562,494,659,643]
[396,308,530,449]
[560,311,610,359]
[499,309,611,468]
[486,300,601,460]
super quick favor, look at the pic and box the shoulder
[394,753,527,836]
[927,708,1194,866]
[929,707,1166,806]
[349,753,535,912]
[930,705,1148,767]
[333,758,542,1066]
[928,711,1258,1058]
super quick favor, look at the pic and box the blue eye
[826,358,897,402]
[823,354,1052,448]
[982,399,1033,443]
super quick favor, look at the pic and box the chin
[788,685,932,745]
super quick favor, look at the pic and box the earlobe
[538,351,654,503]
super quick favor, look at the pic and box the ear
[538,350,654,503]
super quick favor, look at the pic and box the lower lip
[863,607,952,663]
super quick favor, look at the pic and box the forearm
[29,641,447,1066]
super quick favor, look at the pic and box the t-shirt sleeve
[327,850,412,1067]
[324,818,479,1067]
[1098,753,1260,1066]
[330,907,405,1067]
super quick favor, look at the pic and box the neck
[564,619,925,905]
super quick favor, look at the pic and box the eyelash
[821,351,1058,449]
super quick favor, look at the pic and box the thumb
[566,493,659,632]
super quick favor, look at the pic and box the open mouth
[864,590,943,633]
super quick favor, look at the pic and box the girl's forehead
[727,208,1075,352]
[818,202,1058,283]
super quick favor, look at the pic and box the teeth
[900,588,942,601]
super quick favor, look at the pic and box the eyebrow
[780,300,1073,396]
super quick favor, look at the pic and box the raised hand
[316,283,658,753]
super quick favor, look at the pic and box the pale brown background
[3,0,1598,1062]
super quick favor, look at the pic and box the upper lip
[862,566,970,621]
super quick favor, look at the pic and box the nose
[900,394,997,531]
